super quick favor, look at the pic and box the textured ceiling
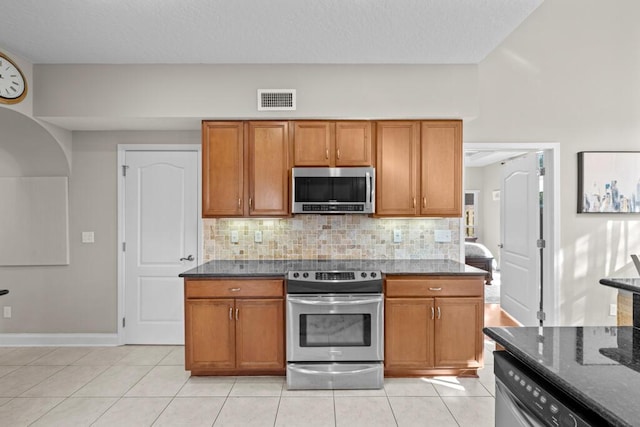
[0,0,542,64]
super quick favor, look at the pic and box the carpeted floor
[484,270,500,304]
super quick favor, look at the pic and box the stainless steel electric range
[285,269,384,390]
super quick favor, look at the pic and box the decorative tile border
[203,216,461,261]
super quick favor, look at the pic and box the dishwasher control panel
[495,351,600,427]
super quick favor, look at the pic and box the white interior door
[500,152,540,326]
[124,150,198,344]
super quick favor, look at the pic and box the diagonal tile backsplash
[203,216,461,261]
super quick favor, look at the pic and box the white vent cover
[257,89,296,111]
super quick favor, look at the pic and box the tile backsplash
[203,215,461,261]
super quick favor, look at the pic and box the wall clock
[0,52,27,105]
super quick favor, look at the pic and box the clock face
[0,53,27,104]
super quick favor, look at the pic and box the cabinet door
[420,121,462,217]
[202,121,245,217]
[235,299,285,370]
[248,121,290,216]
[335,121,372,166]
[434,297,483,368]
[185,299,235,370]
[375,121,420,216]
[293,121,333,166]
[385,298,434,369]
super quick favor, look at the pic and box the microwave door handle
[366,172,372,204]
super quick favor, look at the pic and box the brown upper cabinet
[202,121,290,218]
[293,121,372,167]
[375,120,462,217]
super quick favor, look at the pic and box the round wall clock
[0,52,27,104]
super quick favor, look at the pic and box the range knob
[303,272,309,278]
[361,272,368,278]
[292,272,299,278]
[370,272,377,278]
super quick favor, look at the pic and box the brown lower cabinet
[184,278,285,376]
[384,275,484,377]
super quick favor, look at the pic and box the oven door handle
[287,296,382,306]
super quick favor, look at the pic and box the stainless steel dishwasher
[494,351,603,427]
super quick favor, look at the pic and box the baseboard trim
[0,333,119,347]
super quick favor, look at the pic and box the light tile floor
[0,342,497,426]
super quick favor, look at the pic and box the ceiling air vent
[257,89,296,111]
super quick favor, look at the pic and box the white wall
[33,64,479,129]
[465,0,640,325]
[0,131,198,334]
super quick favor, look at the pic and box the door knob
[180,255,194,261]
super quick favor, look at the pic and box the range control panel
[287,271,380,282]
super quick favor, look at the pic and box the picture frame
[577,151,640,213]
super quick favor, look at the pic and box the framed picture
[578,151,640,213]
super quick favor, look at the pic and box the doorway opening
[464,142,560,326]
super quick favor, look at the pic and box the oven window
[300,314,371,347]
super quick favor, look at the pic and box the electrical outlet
[434,230,452,243]
[254,230,263,243]
[230,230,239,243]
[393,229,402,243]
[610,304,617,316]
[3,306,11,319]
[81,231,95,243]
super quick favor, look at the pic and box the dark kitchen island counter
[600,277,640,294]
[179,259,486,278]
[484,325,640,427]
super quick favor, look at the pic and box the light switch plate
[81,231,95,243]
[434,230,451,243]
[3,306,11,318]
[393,229,402,243]
[231,230,239,243]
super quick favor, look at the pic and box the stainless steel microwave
[291,167,375,214]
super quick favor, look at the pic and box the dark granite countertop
[484,326,640,427]
[600,277,640,294]
[179,259,486,278]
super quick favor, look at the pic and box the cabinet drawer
[186,279,284,298]
[385,276,483,297]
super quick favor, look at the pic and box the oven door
[286,294,383,362]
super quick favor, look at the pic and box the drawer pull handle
[229,288,241,292]
[429,287,442,291]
